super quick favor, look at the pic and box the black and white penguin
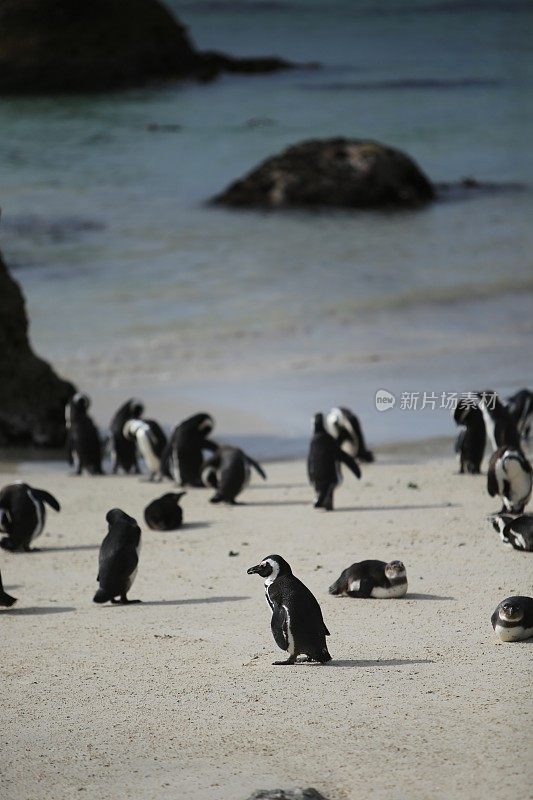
[247,554,331,665]
[507,388,533,442]
[122,418,167,481]
[491,596,533,642]
[307,413,361,510]
[161,413,218,487]
[487,446,532,514]
[491,513,533,552]
[109,398,144,474]
[325,406,374,463]
[0,482,61,552]
[453,397,486,474]
[0,570,16,607]
[65,393,103,475]
[93,509,142,604]
[329,559,408,598]
[144,492,186,530]
[201,445,266,504]
[477,390,520,452]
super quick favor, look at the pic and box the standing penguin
[507,388,533,442]
[487,447,532,514]
[0,482,61,552]
[491,514,533,552]
[247,554,331,665]
[144,492,186,530]
[329,559,408,598]
[325,406,374,463]
[201,445,266,504]
[491,596,533,641]
[162,413,218,486]
[93,509,142,604]
[453,397,486,474]
[0,570,16,607]
[122,418,167,481]
[307,413,361,510]
[477,390,520,451]
[109,398,144,474]
[65,393,103,475]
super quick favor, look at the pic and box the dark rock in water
[212,138,435,210]
[4,213,105,243]
[0,249,75,446]
[0,0,296,94]
[435,177,526,202]
[246,791,328,800]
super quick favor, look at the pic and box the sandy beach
[1,447,531,800]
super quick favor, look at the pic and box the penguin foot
[272,656,297,665]
[111,597,142,604]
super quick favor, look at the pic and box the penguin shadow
[38,544,100,553]
[239,500,310,508]
[329,658,435,668]
[180,521,212,531]
[405,593,455,601]
[3,606,76,616]
[335,503,459,512]
[104,595,250,608]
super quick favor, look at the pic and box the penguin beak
[247,564,262,575]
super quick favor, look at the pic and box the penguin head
[128,399,144,418]
[385,560,406,580]
[247,554,292,580]
[122,419,144,440]
[105,508,138,529]
[499,601,524,623]
[491,514,511,535]
[312,413,325,433]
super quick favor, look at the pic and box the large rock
[213,138,435,210]
[0,250,75,446]
[0,0,293,94]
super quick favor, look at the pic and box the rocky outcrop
[246,791,328,800]
[0,249,75,446]
[212,138,435,210]
[0,0,295,94]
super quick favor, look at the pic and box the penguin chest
[371,581,408,599]
[494,623,533,642]
[137,431,160,472]
[506,461,532,508]
[26,491,44,541]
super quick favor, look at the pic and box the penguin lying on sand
[487,447,532,514]
[329,559,408,598]
[308,413,361,510]
[325,406,374,463]
[144,492,186,530]
[247,554,331,665]
[453,398,485,474]
[123,418,167,481]
[491,596,533,641]
[0,482,61,552]
[65,393,103,475]
[109,398,144,474]
[507,388,533,442]
[162,413,218,487]
[491,514,533,552]
[93,509,142,604]
[201,445,266,504]
[0,570,16,607]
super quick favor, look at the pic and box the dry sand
[1,449,532,800]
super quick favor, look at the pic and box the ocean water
[1,0,532,454]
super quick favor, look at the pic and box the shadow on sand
[104,596,250,608]
[335,503,459,512]
[406,593,455,601]
[329,658,435,668]
[39,544,100,553]
[3,605,76,616]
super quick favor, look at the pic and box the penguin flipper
[34,489,61,512]
[270,603,289,651]
[487,469,498,498]
[246,455,267,480]
[324,624,330,636]
[337,449,361,479]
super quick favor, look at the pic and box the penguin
[507,389,533,442]
[144,492,186,531]
[0,570,16,607]
[491,596,533,642]
[453,398,485,474]
[247,554,331,665]
[65,393,104,475]
[325,406,374,463]
[122,418,167,481]
[93,509,142,604]
[201,445,266,504]
[161,413,218,487]
[477,390,520,452]
[329,559,408,598]
[0,482,61,552]
[109,398,144,474]
[487,446,532,514]
[491,513,533,552]
[307,413,361,510]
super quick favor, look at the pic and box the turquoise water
[1,0,532,450]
